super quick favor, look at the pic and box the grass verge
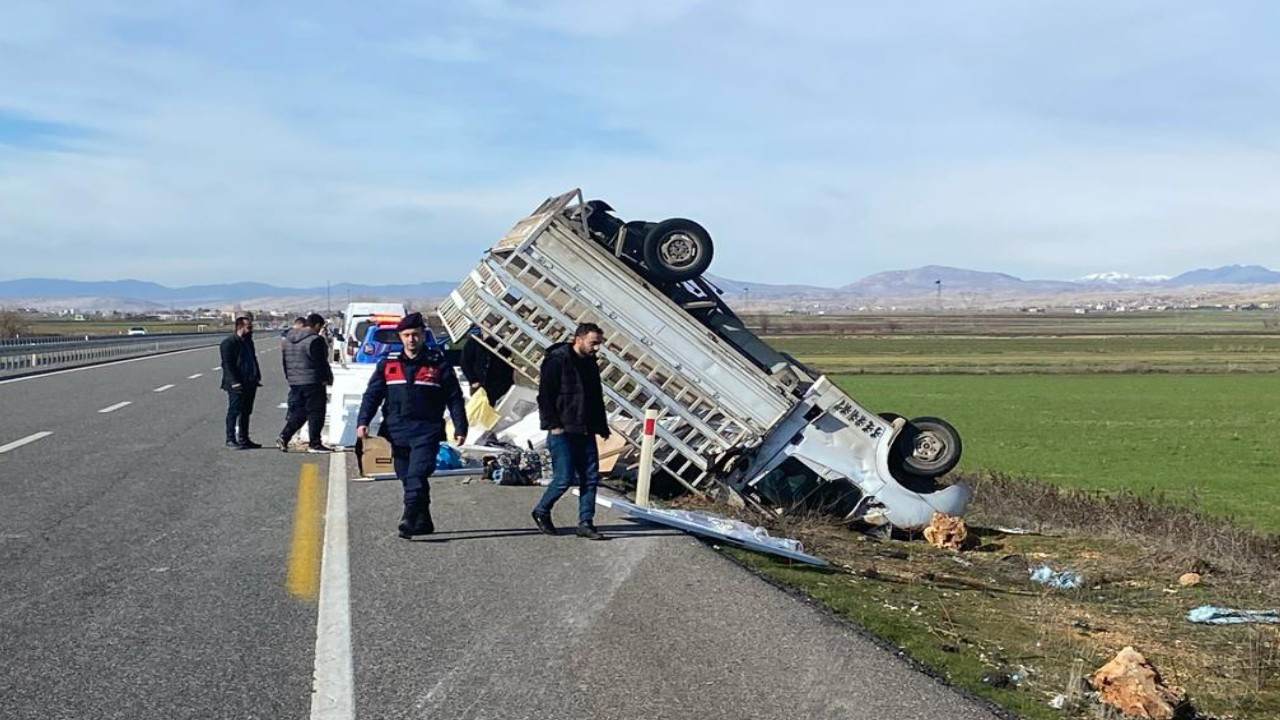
[682,478,1280,719]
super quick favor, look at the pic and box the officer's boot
[397,504,418,540]
[413,501,435,535]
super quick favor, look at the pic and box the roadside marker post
[635,408,659,508]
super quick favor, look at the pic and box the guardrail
[0,331,218,350]
[0,334,222,379]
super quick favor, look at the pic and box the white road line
[212,366,221,371]
[187,373,203,379]
[98,401,133,414]
[311,455,354,719]
[0,347,213,386]
[153,384,175,392]
[0,431,53,454]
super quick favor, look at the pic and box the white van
[338,303,405,361]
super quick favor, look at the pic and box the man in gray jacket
[276,313,335,453]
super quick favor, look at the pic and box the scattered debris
[1048,693,1067,709]
[923,511,968,551]
[1185,604,1280,625]
[1070,618,1094,632]
[1091,646,1188,720]
[991,526,1036,535]
[980,668,1024,688]
[1029,564,1083,590]
[1177,572,1202,587]
[481,448,549,486]
[873,548,909,560]
[436,444,464,470]
[591,494,828,566]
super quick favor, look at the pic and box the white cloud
[0,1,1277,287]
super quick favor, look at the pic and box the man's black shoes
[226,440,247,450]
[238,439,263,449]
[531,511,557,536]
[576,523,605,540]
[275,437,289,453]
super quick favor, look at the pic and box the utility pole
[326,279,331,315]
[935,279,942,335]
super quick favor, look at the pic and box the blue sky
[1,1,1277,287]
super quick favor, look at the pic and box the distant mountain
[704,274,834,299]
[0,278,176,299]
[841,265,1077,295]
[3,263,1279,311]
[1166,264,1280,287]
[0,278,458,305]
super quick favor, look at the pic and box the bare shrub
[0,307,32,338]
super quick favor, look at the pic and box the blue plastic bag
[436,444,463,470]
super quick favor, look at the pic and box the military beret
[396,312,425,332]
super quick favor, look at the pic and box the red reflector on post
[643,418,656,435]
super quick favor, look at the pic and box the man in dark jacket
[356,312,467,539]
[276,313,335,453]
[531,322,611,540]
[459,325,515,406]
[220,314,262,449]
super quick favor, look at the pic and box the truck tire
[896,416,962,478]
[642,218,714,283]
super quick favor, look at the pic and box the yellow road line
[286,462,325,600]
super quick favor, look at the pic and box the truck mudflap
[740,376,971,530]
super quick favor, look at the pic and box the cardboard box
[356,436,396,479]
[596,432,629,474]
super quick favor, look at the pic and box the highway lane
[349,479,1002,720]
[2,343,1002,719]
[0,343,316,720]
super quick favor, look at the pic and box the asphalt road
[0,346,1001,720]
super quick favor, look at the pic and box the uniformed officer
[356,312,467,539]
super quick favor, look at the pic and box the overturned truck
[437,189,969,530]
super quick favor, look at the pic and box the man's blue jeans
[534,432,600,526]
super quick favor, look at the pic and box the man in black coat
[277,313,335,453]
[219,314,262,449]
[356,312,466,539]
[459,325,515,407]
[531,322,611,540]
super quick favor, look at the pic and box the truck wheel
[642,218,714,282]
[896,416,962,478]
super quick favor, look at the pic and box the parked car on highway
[353,324,447,363]
[353,324,402,363]
[127,326,147,336]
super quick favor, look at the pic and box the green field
[761,319,1280,532]
[753,309,1280,336]
[772,334,1280,373]
[819,371,1280,533]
